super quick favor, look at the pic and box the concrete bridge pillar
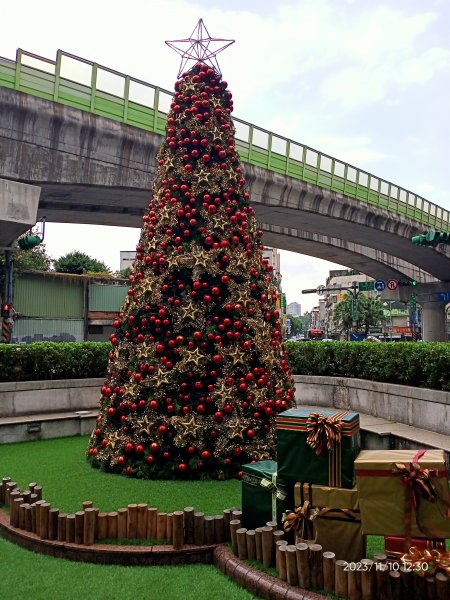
[421,301,447,341]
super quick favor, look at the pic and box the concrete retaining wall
[0,378,101,418]
[1,376,449,437]
[294,375,450,436]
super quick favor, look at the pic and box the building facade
[286,301,301,317]
[10,271,128,343]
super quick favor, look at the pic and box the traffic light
[1,303,11,319]
[18,234,42,250]
[411,231,450,246]
[398,280,417,286]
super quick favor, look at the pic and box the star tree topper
[166,18,235,77]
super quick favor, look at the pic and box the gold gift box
[294,482,365,563]
[355,449,450,538]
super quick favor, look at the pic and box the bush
[1,341,450,392]
[284,341,450,392]
[0,342,109,382]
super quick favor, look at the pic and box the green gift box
[241,460,288,530]
[276,408,360,489]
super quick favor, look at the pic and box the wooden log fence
[1,477,450,599]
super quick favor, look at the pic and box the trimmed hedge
[285,341,450,392]
[0,341,449,392]
[0,342,109,382]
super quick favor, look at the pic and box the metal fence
[1,48,449,232]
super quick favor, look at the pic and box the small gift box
[355,449,450,538]
[284,481,365,563]
[241,460,288,530]
[276,408,360,488]
[385,535,446,561]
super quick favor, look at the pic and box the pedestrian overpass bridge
[0,49,449,339]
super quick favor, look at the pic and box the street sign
[375,279,386,292]
[386,279,398,291]
[316,285,326,295]
[369,327,383,334]
[437,291,450,302]
[352,298,358,321]
[358,281,374,292]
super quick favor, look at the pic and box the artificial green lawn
[0,536,254,600]
[0,435,385,600]
[0,436,241,514]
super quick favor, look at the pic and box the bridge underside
[0,86,449,283]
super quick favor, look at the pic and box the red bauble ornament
[125,442,134,453]
[117,456,125,465]
[178,463,188,473]
[146,455,155,464]
[214,411,224,422]
[246,429,256,439]
[135,444,144,454]
[150,442,160,453]
[201,450,211,460]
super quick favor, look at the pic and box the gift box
[241,460,288,530]
[289,481,365,563]
[355,449,450,538]
[385,535,446,561]
[276,408,360,488]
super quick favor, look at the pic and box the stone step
[0,410,97,444]
[300,404,450,469]
[1,406,450,468]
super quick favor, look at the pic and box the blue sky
[2,0,450,311]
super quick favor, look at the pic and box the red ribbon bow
[393,461,437,509]
[306,412,343,456]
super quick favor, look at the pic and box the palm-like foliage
[332,294,385,338]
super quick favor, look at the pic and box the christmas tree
[87,20,295,480]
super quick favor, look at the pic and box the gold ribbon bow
[402,546,450,577]
[306,412,343,456]
[282,501,317,542]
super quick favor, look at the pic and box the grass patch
[0,435,397,600]
[0,436,241,514]
[0,536,254,600]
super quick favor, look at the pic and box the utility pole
[2,249,14,343]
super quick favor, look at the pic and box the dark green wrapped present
[276,408,360,489]
[241,460,288,530]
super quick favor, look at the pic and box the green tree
[1,244,52,290]
[332,294,385,338]
[288,314,302,337]
[53,251,111,275]
[361,296,385,336]
[119,267,132,279]
[332,294,355,339]
[288,313,311,337]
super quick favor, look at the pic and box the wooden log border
[1,476,449,600]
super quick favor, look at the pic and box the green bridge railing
[1,49,449,232]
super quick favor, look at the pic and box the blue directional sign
[437,291,450,302]
[375,279,386,292]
